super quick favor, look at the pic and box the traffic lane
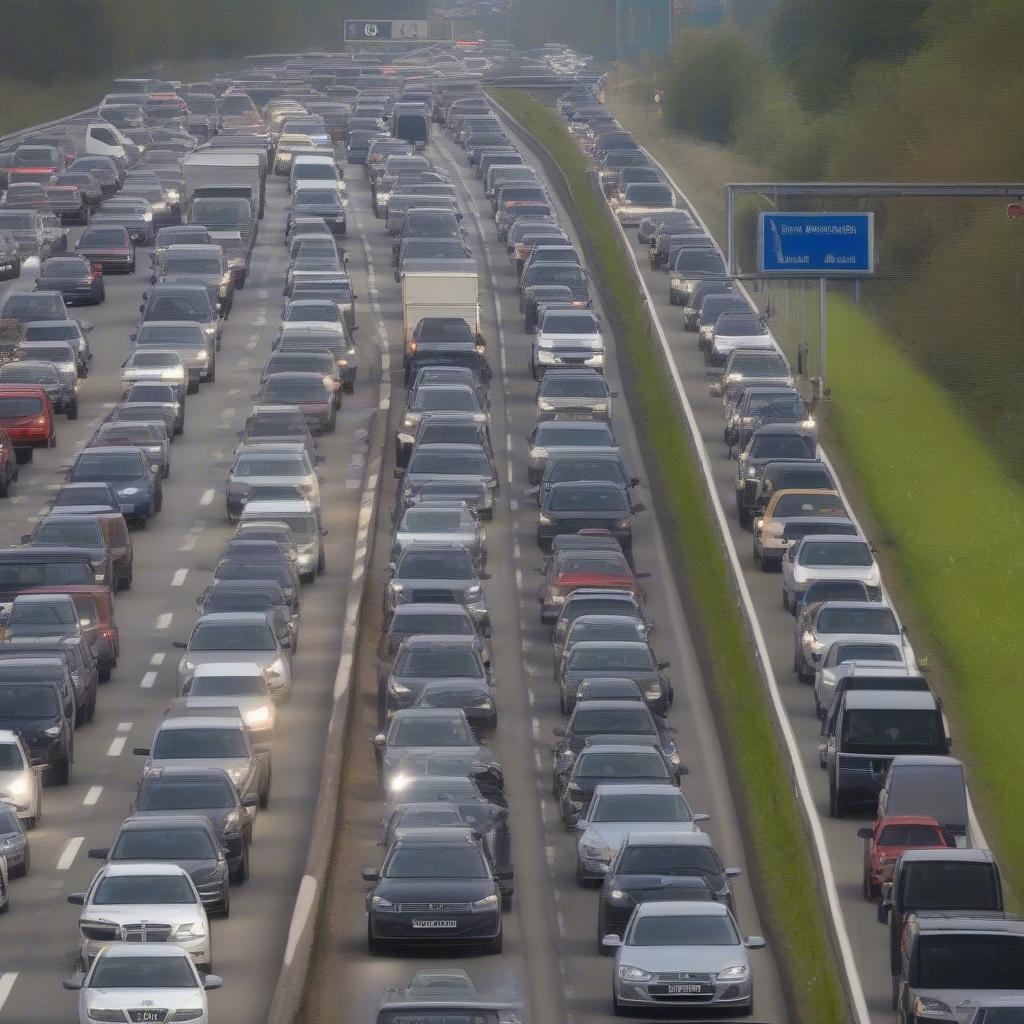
[435,132,787,1022]
[622,223,893,1012]
[0,174,377,1022]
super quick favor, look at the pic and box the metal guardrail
[0,106,99,153]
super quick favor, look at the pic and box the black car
[363,829,510,954]
[35,255,104,306]
[88,814,231,916]
[290,187,346,235]
[0,636,99,723]
[537,480,643,552]
[69,446,162,524]
[130,766,257,882]
[55,171,103,209]
[44,185,90,226]
[557,639,671,715]
[382,635,491,721]
[75,225,135,273]
[0,681,73,784]
[0,360,77,419]
[0,229,21,280]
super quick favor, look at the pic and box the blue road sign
[757,212,875,276]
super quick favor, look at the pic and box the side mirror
[744,935,766,949]
[657,661,670,670]
[372,732,386,746]
[203,975,224,991]
[62,975,85,991]
[630,476,640,487]
[725,867,742,878]
[552,726,566,738]
[361,867,380,882]
[601,934,622,950]
[693,812,710,823]
[495,868,514,881]
[67,892,86,906]
[857,827,873,840]
[87,848,110,860]
[242,793,259,807]
[132,746,150,756]
[172,640,187,649]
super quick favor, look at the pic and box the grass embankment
[490,89,847,1024]
[608,81,1024,908]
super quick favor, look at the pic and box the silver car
[532,308,605,378]
[782,535,882,611]
[814,642,913,719]
[173,612,292,699]
[177,662,278,742]
[238,498,324,581]
[225,442,320,522]
[391,502,486,570]
[535,369,614,422]
[527,419,617,485]
[604,900,763,1015]
[0,729,41,827]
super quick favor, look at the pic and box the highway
[0,164,380,1020]
[302,119,790,1021]
[560,112,913,1020]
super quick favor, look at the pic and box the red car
[0,384,56,461]
[858,815,950,899]
[539,536,647,624]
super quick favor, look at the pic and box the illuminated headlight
[614,517,632,530]
[2,776,30,798]
[802,418,816,429]
[118,486,140,496]
[609,889,630,901]
[165,189,180,202]
[746,466,758,478]
[618,965,653,982]
[465,584,482,599]
[377,191,392,204]
[371,895,394,910]
[537,349,556,364]
[717,964,749,981]
[244,705,271,727]
[142,211,153,221]
[162,368,185,380]
[152,201,168,212]
[196,350,209,362]
[472,893,498,910]
[530,447,548,460]
[668,750,681,767]
[44,725,62,737]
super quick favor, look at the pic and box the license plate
[411,919,458,928]
[128,1011,167,1023]
[668,984,705,994]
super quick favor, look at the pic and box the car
[225,443,320,521]
[598,831,742,946]
[782,534,882,611]
[604,900,763,1015]
[131,766,256,882]
[173,611,291,701]
[384,543,490,634]
[261,350,342,406]
[533,450,637,507]
[48,481,119,515]
[718,348,795,405]
[399,443,497,520]
[725,386,809,453]
[130,321,214,391]
[531,308,604,378]
[68,863,212,970]
[373,708,493,784]
[120,381,184,435]
[795,600,911,684]
[815,638,913,719]
[34,255,104,305]
[734,425,819,528]
[119,348,187,397]
[752,488,847,570]
[0,729,41,827]
[667,247,729,307]
[575,783,707,885]
[92,420,171,481]
[539,543,642,625]
[133,711,271,811]
[255,371,337,434]
[558,638,670,716]
[237,497,325,581]
[154,243,233,316]
[381,603,489,663]
[69,446,161,524]
[15,339,82,392]
[138,283,221,353]
[527,419,617,486]
[177,661,278,741]
[400,383,488,446]
[93,196,155,243]
[857,814,950,900]
[213,545,301,606]
[15,512,118,585]
[554,700,681,799]
[382,636,491,722]
[559,741,677,826]
[62,944,222,1024]
[0,229,21,279]
[74,224,135,273]
[55,171,103,209]
[363,829,509,954]
[535,368,613,422]
[391,502,486,571]
[0,677,73,784]
[537,481,643,553]
[22,319,91,375]
[195,579,297,648]
[0,359,77,419]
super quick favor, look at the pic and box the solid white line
[106,737,126,757]
[171,569,188,587]
[82,786,103,806]
[283,874,318,966]
[199,489,214,506]
[0,974,17,1014]
[140,671,158,689]
[155,613,173,630]
[56,836,84,870]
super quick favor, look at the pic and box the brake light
[100,625,115,639]
[34,416,47,426]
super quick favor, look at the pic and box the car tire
[52,754,71,786]
[737,504,752,529]
[162,463,170,479]
[501,889,512,912]
[612,989,623,1015]
[218,885,230,918]
[67,401,78,421]
[483,929,503,955]
[260,767,272,809]
[782,588,790,612]
[0,474,8,498]
[231,844,250,883]
[317,549,326,573]
[17,845,30,877]
[187,378,199,395]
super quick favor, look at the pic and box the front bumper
[369,908,500,943]
[614,974,751,1008]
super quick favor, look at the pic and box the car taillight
[34,416,46,426]
[100,625,115,639]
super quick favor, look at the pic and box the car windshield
[139,779,235,811]
[0,744,25,770]
[542,314,598,334]
[548,459,625,485]
[0,685,59,718]
[841,709,943,754]
[800,541,872,567]
[114,828,217,860]
[131,353,181,368]
[748,395,804,419]
[24,324,80,342]
[408,452,490,476]
[390,612,473,638]
[902,862,1000,910]
[592,792,689,822]
[729,353,787,376]
[9,602,78,632]
[398,777,478,802]
[577,752,667,779]
[190,675,264,697]
[399,650,481,677]
[565,598,637,621]
[630,914,737,947]
[389,717,476,747]
[625,184,672,204]
[530,266,585,288]
[294,189,342,205]
[618,845,720,875]
[557,554,629,576]
[152,727,248,759]
[71,453,143,480]
[20,346,73,363]
[549,487,626,513]
[833,643,902,663]
[399,550,474,579]
[541,376,606,398]
[817,607,898,634]
[0,364,58,384]
[572,709,653,737]
[286,305,339,323]
[749,435,813,459]
[189,622,275,651]
[673,250,727,274]
[4,295,63,316]
[716,314,767,336]
[148,295,209,318]
[386,846,488,879]
[93,874,195,905]
[33,517,105,547]
[137,325,205,345]
[570,648,654,671]
[89,955,197,990]
[773,493,843,517]
[916,935,1024,989]
[235,456,305,477]
[878,824,943,847]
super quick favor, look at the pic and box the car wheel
[483,929,503,955]
[232,843,250,883]
[18,845,30,877]
[0,474,8,499]
[737,504,752,529]
[317,550,326,573]
[52,754,71,786]
[501,889,512,912]
[260,767,272,809]
[782,588,790,612]
[612,989,623,1015]
[187,377,199,394]
[162,463,170,480]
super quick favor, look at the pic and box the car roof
[845,690,937,710]
[816,601,891,612]
[191,662,263,676]
[101,862,187,877]
[121,814,217,832]
[899,848,996,865]
[400,635,479,649]
[621,831,713,847]
[914,913,1024,934]
[195,611,271,623]
[634,900,729,918]
[592,782,677,797]
[159,714,243,730]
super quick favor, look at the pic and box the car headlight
[173,922,199,938]
[3,776,30,797]
[244,705,271,727]
[142,211,153,221]
[614,517,632,530]
[746,466,757,478]
[618,965,653,982]
[668,750,681,767]
[641,680,662,699]
[913,996,952,1017]
[538,513,553,526]
[472,893,498,910]
[802,418,816,429]
[581,842,607,860]
[465,584,482,599]
[530,447,548,460]
[609,889,631,902]
[389,582,404,593]
[717,964,749,981]
[165,189,180,202]
[371,895,394,910]
[387,680,410,697]
[196,350,209,362]
[118,487,140,496]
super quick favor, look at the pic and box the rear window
[0,397,43,417]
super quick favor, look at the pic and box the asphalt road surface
[302,127,790,1022]
[0,169,380,1021]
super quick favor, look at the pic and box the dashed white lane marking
[0,973,17,1013]
[246,339,258,349]
[155,613,173,630]
[171,569,188,587]
[506,464,513,484]
[510,498,518,512]
[56,837,84,871]
[219,407,236,419]
[141,671,158,689]
[116,722,131,733]
[514,568,523,590]
[199,490,214,506]
[106,737,126,757]
[150,652,165,666]
[238,358,250,369]
[82,786,103,806]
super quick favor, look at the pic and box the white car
[815,641,914,719]
[69,863,212,970]
[782,534,881,612]
[179,662,278,742]
[532,308,605,378]
[63,944,222,1024]
[120,348,187,390]
[0,729,41,826]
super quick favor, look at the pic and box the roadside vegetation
[491,88,847,1024]
[608,0,1024,908]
